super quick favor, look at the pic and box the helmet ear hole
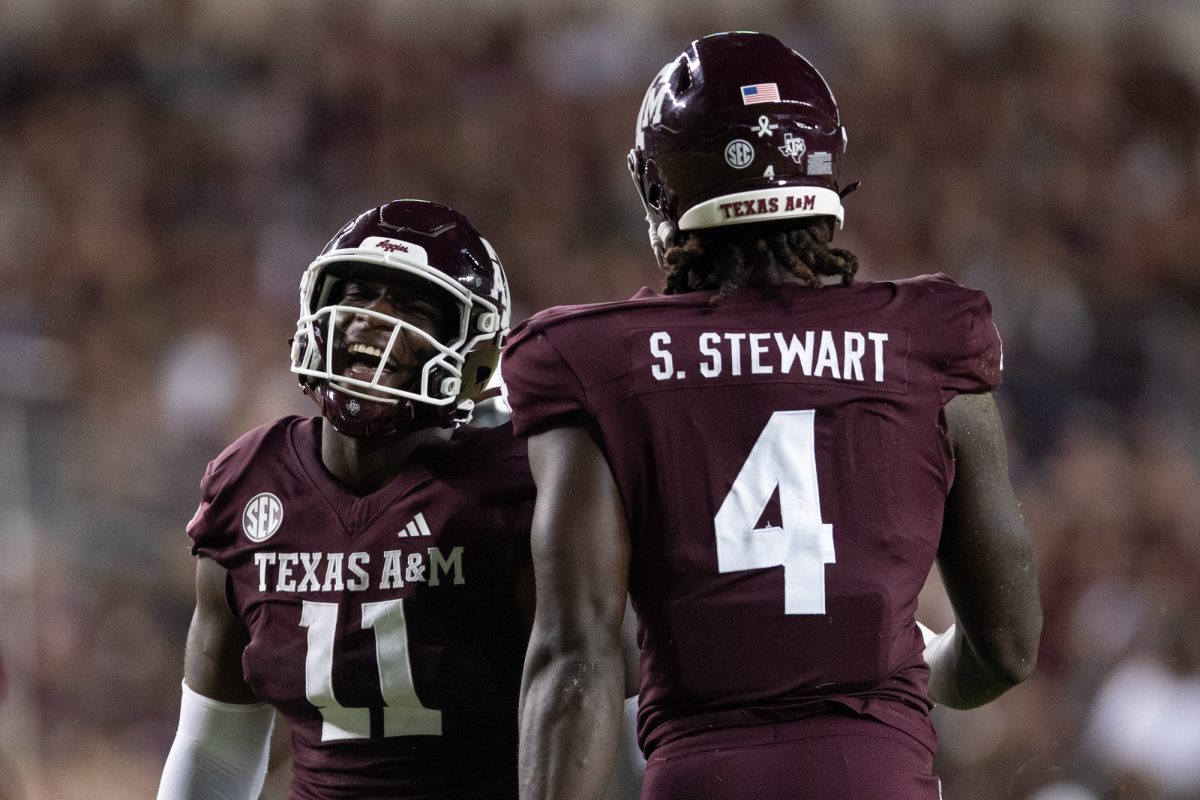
[671,63,692,93]
[646,183,663,210]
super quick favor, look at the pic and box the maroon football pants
[642,714,941,800]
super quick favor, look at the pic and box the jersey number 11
[301,599,441,741]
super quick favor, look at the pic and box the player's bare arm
[517,553,646,800]
[929,392,1042,709]
[158,557,274,800]
[184,557,257,702]
[519,424,630,800]
[516,554,639,699]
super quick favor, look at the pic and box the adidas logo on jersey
[398,512,433,538]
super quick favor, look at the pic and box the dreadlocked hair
[661,217,859,304]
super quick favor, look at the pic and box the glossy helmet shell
[289,199,510,437]
[629,31,848,240]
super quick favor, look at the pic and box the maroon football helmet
[290,200,511,437]
[629,32,849,254]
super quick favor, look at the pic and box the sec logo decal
[243,493,284,542]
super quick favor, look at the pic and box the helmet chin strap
[307,382,436,439]
[647,213,677,269]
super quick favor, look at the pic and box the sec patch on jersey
[242,492,283,542]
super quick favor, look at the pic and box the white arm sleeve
[157,681,276,800]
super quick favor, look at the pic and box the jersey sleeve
[933,277,1003,398]
[184,423,281,563]
[501,321,590,438]
[186,452,240,562]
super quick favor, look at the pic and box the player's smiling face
[328,272,455,397]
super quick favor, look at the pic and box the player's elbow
[980,613,1042,689]
[988,644,1037,690]
[525,619,623,684]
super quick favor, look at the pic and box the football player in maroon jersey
[505,32,1043,800]
[157,199,594,799]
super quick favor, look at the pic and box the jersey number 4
[715,410,836,614]
[301,599,441,741]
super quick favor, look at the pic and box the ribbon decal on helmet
[753,116,778,138]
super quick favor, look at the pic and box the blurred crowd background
[1,0,1199,797]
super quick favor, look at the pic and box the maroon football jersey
[502,274,1001,758]
[188,417,534,799]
